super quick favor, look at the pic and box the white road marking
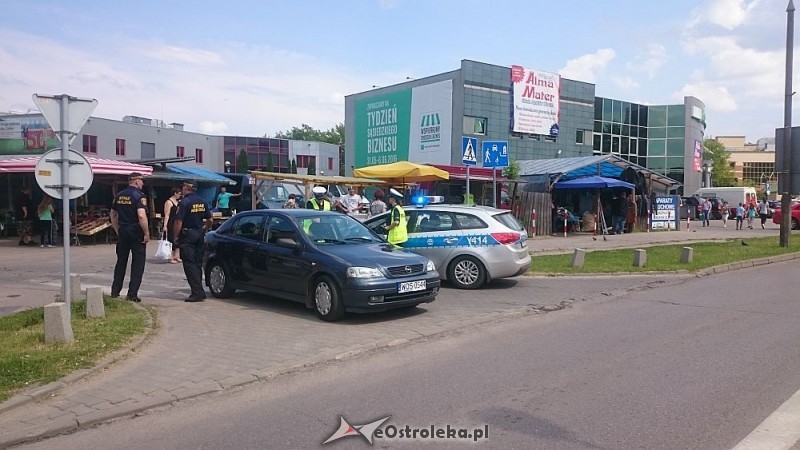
[733,387,800,450]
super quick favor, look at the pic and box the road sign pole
[466,166,470,205]
[493,169,497,208]
[59,95,72,319]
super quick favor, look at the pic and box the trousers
[112,224,146,298]
[180,229,206,299]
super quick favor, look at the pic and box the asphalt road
[17,260,800,450]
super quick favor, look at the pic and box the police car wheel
[313,275,345,321]
[207,261,234,298]
[448,256,485,290]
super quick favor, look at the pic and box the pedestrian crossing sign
[462,137,477,166]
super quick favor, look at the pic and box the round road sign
[35,149,94,200]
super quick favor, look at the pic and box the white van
[692,187,758,218]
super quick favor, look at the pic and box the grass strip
[530,236,800,274]
[0,298,149,402]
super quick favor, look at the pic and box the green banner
[354,89,412,167]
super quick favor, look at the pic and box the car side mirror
[276,237,300,250]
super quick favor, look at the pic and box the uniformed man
[173,180,213,302]
[110,172,149,302]
[385,188,408,246]
[305,186,331,210]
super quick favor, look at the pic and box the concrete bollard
[570,248,586,268]
[58,274,82,302]
[680,247,694,264]
[86,287,105,318]
[633,249,647,267]
[44,302,74,343]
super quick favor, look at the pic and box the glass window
[602,123,612,134]
[648,156,666,171]
[594,98,604,120]
[612,136,620,153]
[603,98,613,121]
[195,148,204,164]
[622,125,630,136]
[413,211,455,233]
[576,130,584,144]
[639,108,648,127]
[463,116,487,135]
[232,215,264,241]
[623,102,631,124]
[630,104,640,126]
[649,127,666,139]
[667,127,685,138]
[667,105,685,126]
[265,215,298,244]
[621,137,630,154]
[612,123,621,135]
[454,213,487,230]
[593,134,601,151]
[612,100,622,123]
[602,134,611,153]
[649,139,666,156]
[637,139,648,156]
[115,138,126,156]
[630,139,638,156]
[594,121,602,133]
[648,106,667,127]
[667,138,685,156]
[638,126,647,138]
[667,157,684,170]
[82,135,98,154]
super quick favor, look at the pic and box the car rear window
[453,213,486,230]
[492,211,523,231]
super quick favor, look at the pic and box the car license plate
[397,280,426,293]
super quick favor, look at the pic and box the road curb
[0,302,158,416]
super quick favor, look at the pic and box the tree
[265,153,274,172]
[291,159,297,174]
[236,149,249,173]
[703,139,735,186]
[307,159,316,176]
[273,123,344,146]
[503,160,520,180]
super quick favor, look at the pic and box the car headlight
[347,267,383,278]
[426,260,436,272]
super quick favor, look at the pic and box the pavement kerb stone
[0,302,157,416]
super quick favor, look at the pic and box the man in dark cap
[173,180,213,302]
[110,172,149,302]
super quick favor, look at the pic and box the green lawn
[0,298,151,402]
[530,237,800,274]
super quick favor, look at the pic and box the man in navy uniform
[110,172,149,302]
[173,180,213,302]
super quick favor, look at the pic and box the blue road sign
[462,137,478,166]
[482,141,509,168]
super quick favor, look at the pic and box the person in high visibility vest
[304,186,331,235]
[385,188,408,246]
[462,191,475,206]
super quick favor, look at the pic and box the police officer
[110,172,149,302]
[173,180,213,302]
[385,188,408,246]
[305,186,331,210]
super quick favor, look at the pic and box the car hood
[323,242,427,268]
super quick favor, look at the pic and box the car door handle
[443,237,459,244]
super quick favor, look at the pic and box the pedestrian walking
[758,199,770,229]
[735,202,744,230]
[37,195,55,248]
[110,172,149,302]
[701,198,711,227]
[14,186,36,246]
[747,203,756,229]
[721,201,729,228]
[162,186,182,263]
[173,180,213,302]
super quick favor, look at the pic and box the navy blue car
[203,210,440,321]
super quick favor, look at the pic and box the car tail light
[491,232,521,245]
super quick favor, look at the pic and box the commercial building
[344,59,706,194]
[714,136,776,191]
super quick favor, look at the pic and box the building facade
[345,59,705,194]
[715,135,777,192]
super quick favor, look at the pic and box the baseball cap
[128,172,144,181]
[183,179,198,188]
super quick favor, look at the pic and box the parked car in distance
[204,210,440,321]
[771,202,800,229]
[363,204,531,289]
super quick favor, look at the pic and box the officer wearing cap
[385,188,408,246]
[173,180,213,302]
[110,172,149,302]
[306,186,331,210]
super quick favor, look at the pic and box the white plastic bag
[154,232,172,261]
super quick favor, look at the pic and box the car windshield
[298,214,382,244]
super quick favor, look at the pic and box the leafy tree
[291,159,297,174]
[307,159,316,176]
[274,123,344,146]
[236,149,249,173]
[703,139,735,186]
[265,153,274,172]
[503,160,520,180]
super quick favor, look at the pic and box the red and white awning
[0,156,153,176]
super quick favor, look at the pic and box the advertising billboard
[354,80,452,167]
[511,65,560,136]
[0,115,57,155]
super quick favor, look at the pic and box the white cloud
[559,48,616,83]
[198,121,229,135]
[627,43,668,78]
[688,0,762,30]
[611,76,640,91]
[141,45,225,66]
[675,82,737,112]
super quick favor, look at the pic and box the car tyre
[312,275,345,321]
[793,218,800,230]
[448,255,486,290]
[207,260,234,298]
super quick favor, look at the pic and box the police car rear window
[492,212,524,231]
[453,213,486,230]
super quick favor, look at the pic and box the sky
[0,0,795,142]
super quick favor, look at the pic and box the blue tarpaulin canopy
[552,175,635,190]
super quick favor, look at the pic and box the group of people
[730,200,771,230]
[13,186,58,248]
[111,172,212,303]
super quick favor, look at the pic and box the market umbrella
[552,175,634,190]
[353,161,449,183]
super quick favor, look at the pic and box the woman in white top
[758,199,770,229]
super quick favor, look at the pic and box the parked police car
[364,201,531,289]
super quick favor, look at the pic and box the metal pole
[781,0,795,247]
[492,169,497,208]
[60,95,72,318]
[466,166,470,205]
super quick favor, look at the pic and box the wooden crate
[72,218,111,236]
